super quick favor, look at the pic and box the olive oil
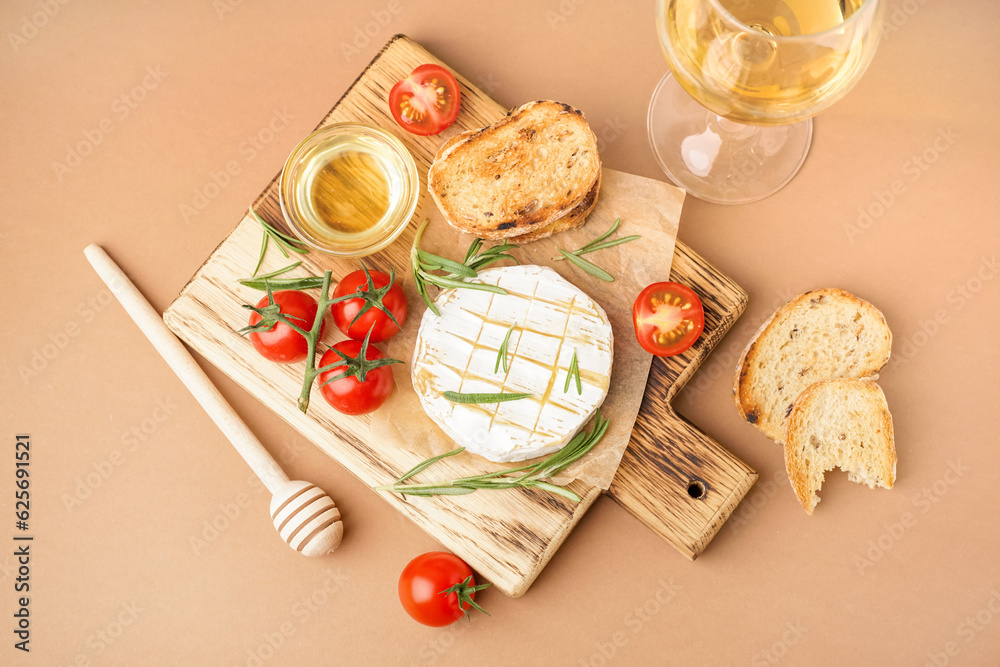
[309,149,390,234]
[281,124,418,256]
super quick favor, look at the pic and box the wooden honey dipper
[84,244,344,557]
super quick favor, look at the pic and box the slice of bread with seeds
[428,100,601,240]
[784,378,896,514]
[733,288,892,443]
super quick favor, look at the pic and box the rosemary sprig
[553,217,640,282]
[410,219,519,316]
[495,325,515,373]
[443,391,532,404]
[462,237,520,272]
[253,261,302,280]
[375,411,610,501]
[239,261,303,288]
[249,206,309,276]
[240,274,325,291]
[564,348,582,395]
[393,448,464,484]
[558,249,614,282]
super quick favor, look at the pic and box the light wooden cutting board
[163,35,756,597]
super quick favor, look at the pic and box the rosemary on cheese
[564,348,582,395]
[495,325,515,373]
[442,391,532,404]
[375,412,610,502]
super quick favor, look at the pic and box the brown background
[3,0,999,665]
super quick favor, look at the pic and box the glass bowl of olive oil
[279,123,419,257]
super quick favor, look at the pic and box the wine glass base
[647,72,813,205]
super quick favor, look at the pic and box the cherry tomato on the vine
[331,268,407,343]
[246,290,324,363]
[318,340,396,415]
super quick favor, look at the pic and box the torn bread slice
[428,100,600,239]
[785,378,896,514]
[734,288,892,443]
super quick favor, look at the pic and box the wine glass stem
[647,71,813,205]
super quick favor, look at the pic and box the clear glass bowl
[279,123,419,257]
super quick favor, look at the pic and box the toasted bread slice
[785,379,896,514]
[734,288,892,443]
[437,128,476,156]
[436,125,598,242]
[508,170,600,243]
[428,100,601,238]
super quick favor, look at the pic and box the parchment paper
[371,169,684,490]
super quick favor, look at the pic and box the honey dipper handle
[84,244,290,494]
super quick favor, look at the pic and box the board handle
[606,407,757,559]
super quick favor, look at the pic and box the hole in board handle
[687,480,707,500]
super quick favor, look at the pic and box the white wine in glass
[649,0,883,204]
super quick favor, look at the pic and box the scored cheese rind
[411,265,613,463]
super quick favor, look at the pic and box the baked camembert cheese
[411,265,613,463]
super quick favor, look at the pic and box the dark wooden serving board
[164,35,756,596]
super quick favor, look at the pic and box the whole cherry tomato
[398,552,490,627]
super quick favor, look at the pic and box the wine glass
[649,0,884,204]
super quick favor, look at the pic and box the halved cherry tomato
[246,290,324,363]
[388,64,461,136]
[632,282,705,357]
[331,267,407,343]
[398,552,490,627]
[318,340,396,415]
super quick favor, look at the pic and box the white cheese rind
[411,265,613,463]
